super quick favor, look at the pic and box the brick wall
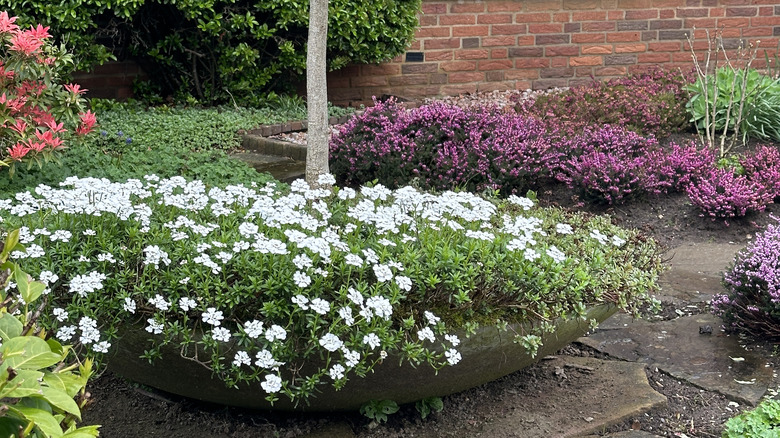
[72,61,146,100]
[327,0,780,106]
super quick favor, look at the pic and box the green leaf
[0,312,23,341]
[38,387,82,419]
[0,417,27,437]
[44,371,86,397]
[61,425,101,438]
[14,265,45,304]
[0,229,20,262]
[11,406,63,438]
[2,336,63,370]
[5,369,45,398]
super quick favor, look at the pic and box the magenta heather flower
[740,145,780,201]
[686,166,773,219]
[715,219,780,338]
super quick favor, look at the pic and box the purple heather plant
[644,141,716,195]
[740,145,780,201]
[686,166,773,219]
[714,218,780,338]
[517,67,692,138]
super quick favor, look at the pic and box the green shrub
[6,0,421,105]
[722,398,780,437]
[686,67,780,145]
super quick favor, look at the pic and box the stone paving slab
[477,356,666,438]
[656,243,741,304]
[580,313,772,406]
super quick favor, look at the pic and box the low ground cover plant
[2,175,662,406]
[721,397,780,437]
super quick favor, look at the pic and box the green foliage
[686,67,780,145]
[0,231,99,437]
[415,397,443,419]
[0,103,290,193]
[360,400,399,423]
[722,398,780,438]
[7,0,421,105]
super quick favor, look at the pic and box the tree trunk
[305,0,329,186]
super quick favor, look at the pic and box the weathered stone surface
[656,243,741,304]
[478,356,666,437]
[580,313,772,405]
[300,422,355,438]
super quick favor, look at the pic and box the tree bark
[305,0,329,186]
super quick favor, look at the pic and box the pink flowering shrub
[558,125,659,204]
[713,219,780,338]
[686,166,773,219]
[0,11,95,174]
[644,141,716,194]
[330,99,557,194]
[517,68,692,138]
[740,145,780,201]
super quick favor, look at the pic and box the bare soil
[81,134,780,438]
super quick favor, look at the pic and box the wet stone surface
[656,242,742,305]
[580,313,773,406]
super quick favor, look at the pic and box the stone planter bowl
[108,303,617,411]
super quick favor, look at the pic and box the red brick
[442,84,478,95]
[449,72,485,83]
[720,0,749,4]
[402,86,443,98]
[563,0,599,9]
[505,70,539,80]
[565,23,582,32]
[478,14,512,24]
[717,17,750,27]
[727,7,757,16]
[572,11,606,21]
[719,27,742,37]
[751,17,780,26]
[509,47,545,57]
[625,10,658,20]
[491,24,528,35]
[652,0,684,6]
[453,25,490,36]
[553,12,571,22]
[422,3,446,14]
[684,18,717,28]
[615,43,647,52]
[618,0,651,7]
[483,36,516,46]
[570,56,603,66]
[479,59,514,70]
[477,82,513,92]
[517,36,536,45]
[429,74,448,84]
[419,15,438,26]
[659,9,675,19]
[424,50,454,61]
[582,44,613,54]
[491,48,508,58]
[361,64,401,76]
[607,31,641,42]
[529,23,563,33]
[742,27,773,37]
[595,66,628,76]
[583,21,616,31]
[675,8,707,17]
[525,1,562,11]
[608,11,625,20]
[648,41,681,51]
[551,57,569,67]
[487,2,524,12]
[575,67,594,76]
[710,7,725,17]
[513,80,533,90]
[532,79,569,89]
[536,34,571,44]
[572,33,606,43]
[515,58,551,68]
[463,37,481,48]
[388,75,428,86]
[416,27,451,38]
[486,71,505,82]
[515,13,553,23]
[540,67,574,78]
[455,49,490,59]
[638,53,672,63]
[545,45,580,56]
[672,52,694,62]
[424,39,461,50]
[352,76,389,87]
[450,3,485,13]
[758,6,773,16]
[440,61,477,72]
[441,14,477,25]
